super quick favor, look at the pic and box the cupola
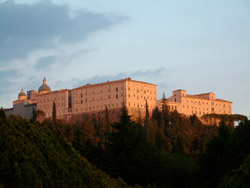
[38,77,51,94]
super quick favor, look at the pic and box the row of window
[128,103,153,109]
[74,103,121,113]
[74,94,122,104]
[128,94,153,101]
[180,99,230,107]
[39,96,64,103]
[75,87,123,97]
[191,109,230,116]
[40,102,64,108]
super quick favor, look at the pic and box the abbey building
[5,77,157,120]
[4,78,232,121]
[164,89,232,116]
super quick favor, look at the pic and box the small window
[116,94,118,99]
[116,87,118,92]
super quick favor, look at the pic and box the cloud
[35,55,56,69]
[0,0,127,108]
[53,67,167,91]
[0,0,126,62]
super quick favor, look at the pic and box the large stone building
[4,78,233,122]
[164,89,232,117]
[5,77,157,121]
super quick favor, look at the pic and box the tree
[32,108,37,120]
[104,105,111,133]
[104,105,158,186]
[0,108,7,125]
[0,113,132,188]
[144,100,149,125]
[218,154,250,188]
[52,101,56,123]
[152,107,161,126]
[199,120,232,187]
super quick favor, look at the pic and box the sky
[0,0,250,116]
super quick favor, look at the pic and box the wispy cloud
[0,0,127,108]
[0,0,126,62]
[53,67,167,90]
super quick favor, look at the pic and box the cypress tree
[52,101,56,123]
[32,108,37,120]
[145,100,149,123]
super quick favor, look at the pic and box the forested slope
[0,110,131,188]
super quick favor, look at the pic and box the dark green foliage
[102,106,199,188]
[145,100,149,123]
[0,108,8,125]
[200,120,250,188]
[52,101,56,123]
[32,108,37,121]
[36,110,45,119]
[218,154,250,188]
[152,107,161,126]
[56,108,250,188]
[0,114,131,188]
[2,105,249,188]
[202,113,247,127]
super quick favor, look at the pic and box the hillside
[0,110,132,188]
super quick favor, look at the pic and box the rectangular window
[116,87,118,92]
[81,100,83,104]
[116,94,118,99]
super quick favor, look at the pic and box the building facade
[4,79,233,121]
[5,77,157,120]
[165,89,232,117]
[71,78,157,118]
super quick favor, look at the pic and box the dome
[18,88,26,97]
[38,77,51,93]
[18,88,27,100]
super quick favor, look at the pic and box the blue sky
[0,0,250,116]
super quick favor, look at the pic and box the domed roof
[38,77,51,93]
[18,88,26,97]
